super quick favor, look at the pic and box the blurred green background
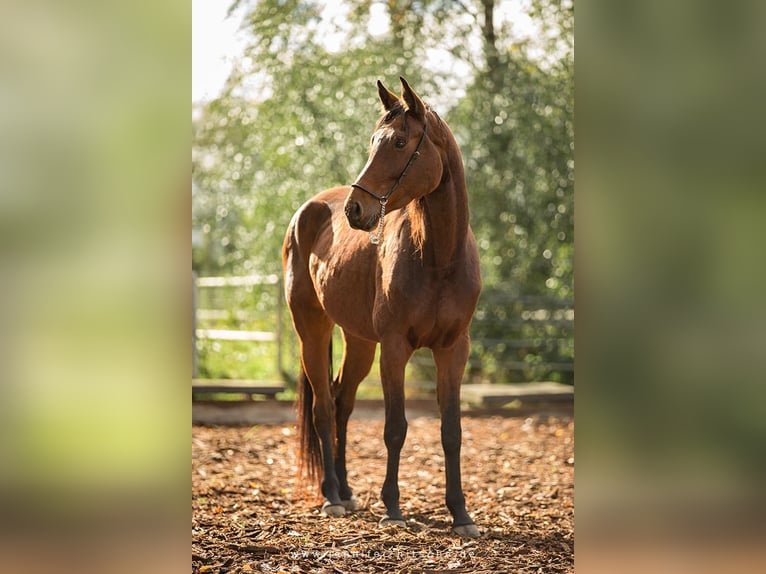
[0,0,189,571]
[576,0,766,569]
[192,0,574,388]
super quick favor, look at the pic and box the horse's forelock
[380,100,440,127]
[382,101,405,124]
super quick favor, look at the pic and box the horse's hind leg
[294,313,347,514]
[334,331,376,509]
[283,201,346,516]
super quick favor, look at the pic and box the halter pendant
[369,199,387,245]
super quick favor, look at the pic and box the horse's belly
[310,253,379,342]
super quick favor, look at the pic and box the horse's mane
[407,197,428,257]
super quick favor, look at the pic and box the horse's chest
[382,275,475,349]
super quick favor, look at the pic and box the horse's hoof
[452,523,481,538]
[340,497,360,511]
[378,515,407,528]
[321,501,346,517]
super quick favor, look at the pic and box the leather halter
[350,114,429,205]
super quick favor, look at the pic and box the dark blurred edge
[0,490,185,571]
[577,0,766,570]
[0,1,190,573]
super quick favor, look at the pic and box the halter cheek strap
[351,118,428,245]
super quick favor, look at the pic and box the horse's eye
[395,137,407,149]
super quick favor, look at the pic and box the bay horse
[282,77,482,538]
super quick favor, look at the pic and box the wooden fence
[193,274,573,387]
[468,291,574,384]
[192,272,286,388]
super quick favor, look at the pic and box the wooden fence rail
[192,274,574,387]
[192,272,285,384]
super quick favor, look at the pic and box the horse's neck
[417,158,470,270]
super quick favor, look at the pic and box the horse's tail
[296,369,322,491]
[295,338,334,493]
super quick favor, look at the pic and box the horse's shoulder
[289,186,359,260]
[292,186,344,228]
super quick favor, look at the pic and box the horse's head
[345,78,444,237]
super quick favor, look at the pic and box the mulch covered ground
[192,413,574,573]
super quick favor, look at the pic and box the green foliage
[196,339,277,381]
[194,282,285,380]
[446,1,574,381]
[193,0,574,383]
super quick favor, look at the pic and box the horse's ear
[400,76,425,120]
[377,80,399,112]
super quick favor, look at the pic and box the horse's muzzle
[344,199,378,231]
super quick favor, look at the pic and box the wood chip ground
[192,414,573,573]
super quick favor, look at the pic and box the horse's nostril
[345,200,361,221]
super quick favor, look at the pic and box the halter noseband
[350,115,429,245]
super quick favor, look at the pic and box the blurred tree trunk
[480,0,501,85]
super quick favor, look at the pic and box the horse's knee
[384,419,408,450]
[441,425,462,456]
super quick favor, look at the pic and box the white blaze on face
[358,126,396,176]
[370,126,396,153]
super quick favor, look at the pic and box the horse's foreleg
[378,338,413,527]
[334,333,376,508]
[433,335,480,538]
